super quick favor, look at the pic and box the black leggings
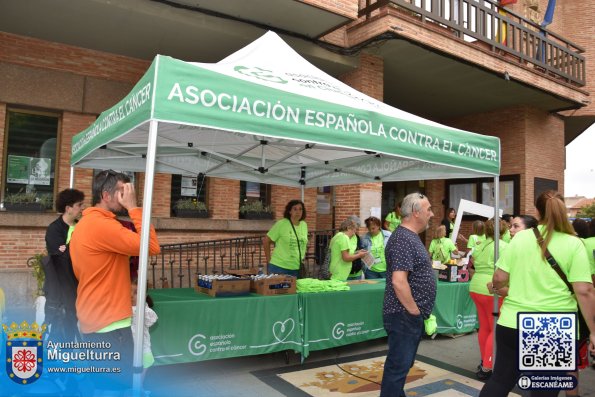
[479,325,561,397]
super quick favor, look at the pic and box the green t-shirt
[582,237,595,275]
[369,232,387,272]
[501,229,511,243]
[267,218,308,270]
[470,239,507,296]
[329,232,357,281]
[496,226,591,329]
[66,225,75,244]
[384,212,401,232]
[428,237,457,264]
[467,234,486,249]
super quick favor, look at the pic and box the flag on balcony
[497,9,509,45]
[497,0,517,45]
[541,0,556,27]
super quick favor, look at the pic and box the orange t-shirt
[70,207,160,333]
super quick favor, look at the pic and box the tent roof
[71,31,500,186]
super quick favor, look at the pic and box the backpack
[350,234,364,275]
[318,245,331,280]
[433,240,449,264]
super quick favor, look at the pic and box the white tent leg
[69,167,74,188]
[492,176,500,366]
[132,119,159,396]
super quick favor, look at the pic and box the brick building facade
[0,0,592,307]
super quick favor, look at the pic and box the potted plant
[173,198,209,218]
[27,252,46,298]
[4,189,52,212]
[27,252,47,324]
[239,200,274,220]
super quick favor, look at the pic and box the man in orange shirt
[70,170,160,392]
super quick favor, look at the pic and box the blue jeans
[83,327,133,391]
[381,311,424,397]
[364,268,386,279]
[267,263,299,277]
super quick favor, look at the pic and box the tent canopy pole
[132,119,159,396]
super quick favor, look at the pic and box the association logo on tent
[234,66,288,84]
[3,321,46,385]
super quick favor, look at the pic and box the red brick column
[334,53,385,229]
[208,178,240,219]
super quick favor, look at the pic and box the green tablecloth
[149,289,301,366]
[432,281,478,334]
[298,282,386,358]
[298,280,478,357]
[148,280,478,364]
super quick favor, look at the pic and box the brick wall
[208,178,240,219]
[301,0,358,18]
[137,173,173,218]
[334,53,384,229]
[0,32,149,83]
[446,105,564,217]
[0,103,5,186]
[558,0,595,116]
[269,185,318,225]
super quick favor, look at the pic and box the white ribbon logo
[273,318,295,343]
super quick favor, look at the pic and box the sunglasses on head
[411,193,425,213]
[97,169,118,192]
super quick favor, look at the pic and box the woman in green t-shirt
[509,214,538,239]
[383,202,402,232]
[480,191,594,396]
[428,225,458,264]
[263,200,308,277]
[458,220,486,255]
[361,216,392,279]
[329,217,367,281]
[469,219,507,380]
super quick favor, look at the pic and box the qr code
[518,313,576,371]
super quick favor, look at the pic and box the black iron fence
[359,0,585,86]
[149,229,336,288]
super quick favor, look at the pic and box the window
[445,175,520,217]
[170,174,208,216]
[239,181,271,207]
[2,109,59,208]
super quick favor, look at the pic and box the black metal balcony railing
[148,230,336,289]
[359,0,585,86]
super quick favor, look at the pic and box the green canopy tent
[70,31,501,391]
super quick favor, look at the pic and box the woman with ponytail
[480,191,595,397]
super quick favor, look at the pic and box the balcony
[359,0,585,86]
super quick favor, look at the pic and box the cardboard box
[195,278,251,297]
[437,264,469,283]
[250,276,296,296]
[224,268,259,277]
[438,264,460,282]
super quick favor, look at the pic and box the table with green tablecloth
[148,280,477,364]
[298,280,478,358]
[149,288,301,366]
[432,281,479,334]
[298,281,386,358]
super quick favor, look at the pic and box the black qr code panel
[518,313,576,371]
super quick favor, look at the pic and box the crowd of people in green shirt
[265,194,595,395]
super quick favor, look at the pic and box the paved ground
[145,333,595,397]
[3,306,593,397]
